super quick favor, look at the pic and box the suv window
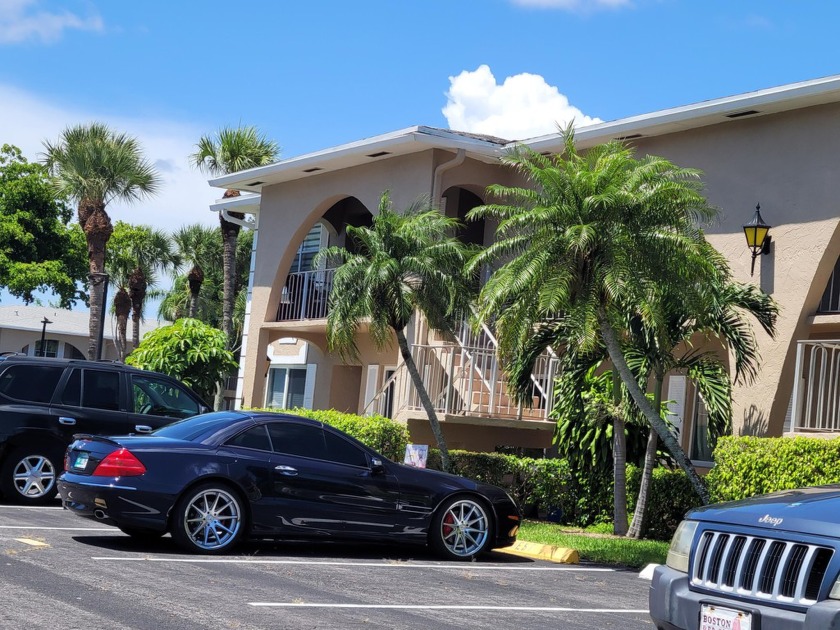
[82,369,121,411]
[0,364,64,403]
[132,374,200,419]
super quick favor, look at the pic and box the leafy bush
[708,435,840,502]
[627,466,701,541]
[126,318,237,402]
[246,407,409,461]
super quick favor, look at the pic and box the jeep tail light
[92,448,146,477]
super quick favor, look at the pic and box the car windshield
[152,412,243,442]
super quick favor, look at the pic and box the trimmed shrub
[246,407,409,461]
[708,435,840,502]
[627,466,702,541]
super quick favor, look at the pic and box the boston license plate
[700,604,752,630]
[73,452,89,470]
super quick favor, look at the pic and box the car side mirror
[370,457,385,474]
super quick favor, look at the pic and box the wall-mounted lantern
[743,203,772,276]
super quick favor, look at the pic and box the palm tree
[43,122,160,359]
[189,126,279,346]
[317,192,475,472]
[172,224,220,318]
[468,125,720,503]
[624,268,778,537]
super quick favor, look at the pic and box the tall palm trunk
[216,191,242,411]
[129,267,146,350]
[187,265,204,318]
[612,372,628,536]
[82,202,114,360]
[114,288,131,361]
[627,373,663,539]
[395,328,451,472]
[598,308,709,504]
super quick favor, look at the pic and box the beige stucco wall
[629,101,840,436]
[241,100,840,447]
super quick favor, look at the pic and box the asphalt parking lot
[0,504,654,629]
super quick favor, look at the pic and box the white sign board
[403,444,429,468]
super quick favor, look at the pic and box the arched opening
[442,186,486,247]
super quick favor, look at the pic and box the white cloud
[442,65,601,140]
[0,0,103,44]
[511,0,631,10]
[0,83,220,232]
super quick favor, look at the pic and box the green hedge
[627,466,702,541]
[426,450,573,519]
[708,435,840,502]
[247,407,409,461]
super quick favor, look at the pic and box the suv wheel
[1,446,62,504]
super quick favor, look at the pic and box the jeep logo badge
[759,514,783,526]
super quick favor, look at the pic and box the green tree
[317,192,475,472]
[469,126,720,504]
[172,224,220,318]
[0,144,87,306]
[189,126,278,345]
[107,221,180,357]
[624,268,778,537]
[126,318,238,403]
[43,123,160,359]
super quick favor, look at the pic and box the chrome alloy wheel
[12,454,57,499]
[182,488,242,551]
[439,499,490,557]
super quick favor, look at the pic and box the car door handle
[274,465,298,476]
[134,425,153,434]
[58,417,76,426]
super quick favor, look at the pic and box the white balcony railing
[276,268,335,321]
[790,339,840,432]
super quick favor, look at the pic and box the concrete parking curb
[497,540,580,564]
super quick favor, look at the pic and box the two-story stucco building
[207,74,840,463]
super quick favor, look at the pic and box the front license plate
[72,452,89,470]
[700,604,752,630]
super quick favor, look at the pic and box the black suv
[0,355,209,504]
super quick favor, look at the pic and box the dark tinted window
[132,374,200,419]
[0,364,64,403]
[324,431,368,467]
[82,370,120,411]
[61,368,81,406]
[227,426,271,451]
[267,423,327,460]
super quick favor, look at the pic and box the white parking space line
[0,505,64,510]
[0,526,111,531]
[249,603,648,612]
[92,557,614,571]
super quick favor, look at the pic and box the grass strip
[518,520,669,569]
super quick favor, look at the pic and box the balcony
[276,268,335,322]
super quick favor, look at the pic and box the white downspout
[221,208,255,230]
[432,148,466,203]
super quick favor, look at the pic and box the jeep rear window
[0,365,64,403]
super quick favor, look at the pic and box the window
[62,369,81,406]
[227,426,271,451]
[34,339,58,358]
[324,431,368,467]
[690,390,713,463]
[290,224,324,273]
[0,365,64,403]
[132,375,200,419]
[267,422,327,460]
[82,370,120,411]
[266,367,306,409]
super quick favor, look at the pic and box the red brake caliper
[443,512,454,536]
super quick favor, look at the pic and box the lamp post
[88,272,110,361]
[743,203,772,276]
[38,317,52,357]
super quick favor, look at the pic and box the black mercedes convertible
[57,411,520,559]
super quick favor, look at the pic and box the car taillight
[92,448,146,477]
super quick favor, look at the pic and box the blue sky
[0,0,837,310]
